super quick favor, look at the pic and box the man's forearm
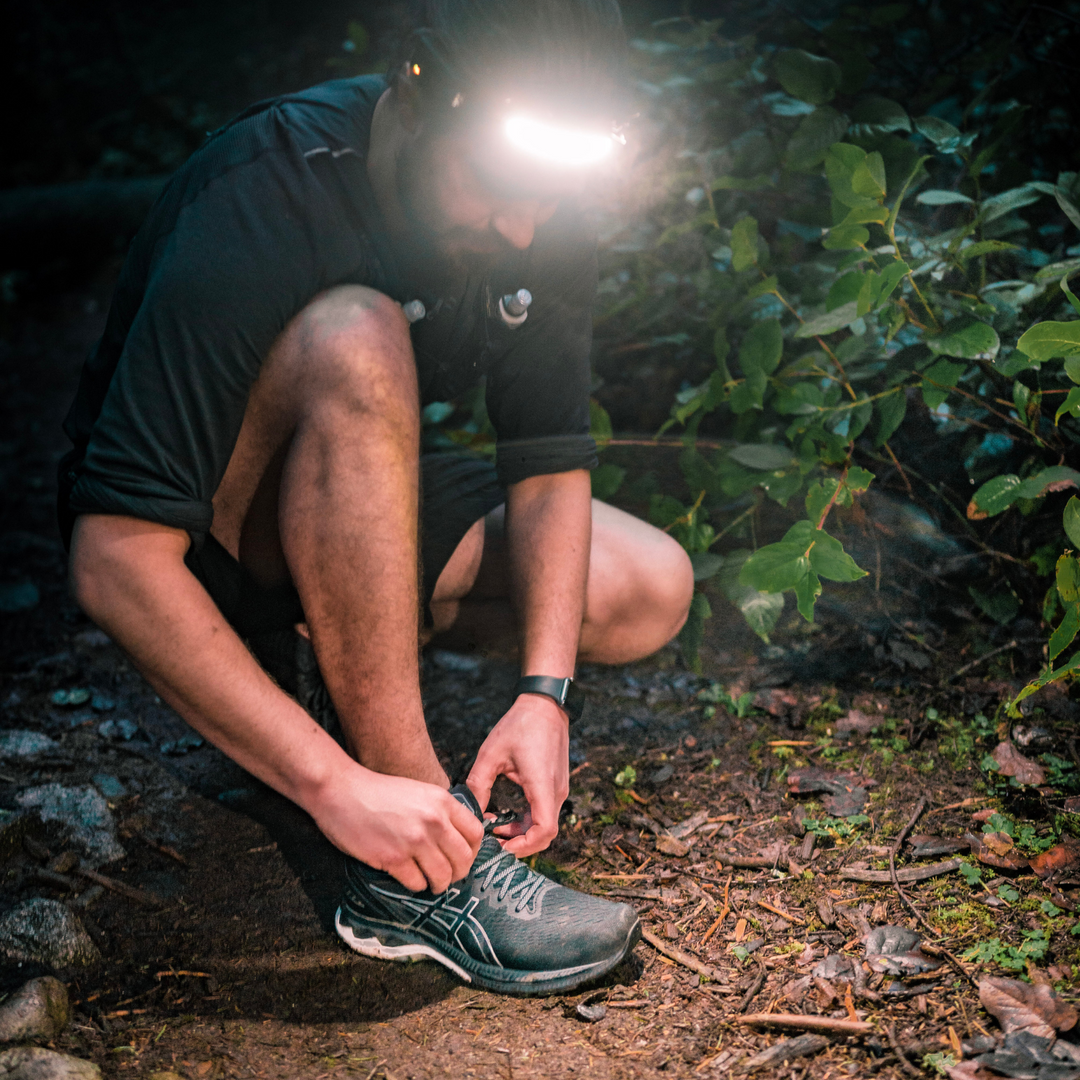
[69,514,351,811]
[504,470,592,680]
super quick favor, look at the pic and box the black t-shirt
[62,75,598,541]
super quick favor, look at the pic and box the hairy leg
[428,499,694,664]
[212,285,445,787]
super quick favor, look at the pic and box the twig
[920,943,980,990]
[74,866,164,908]
[738,962,768,1014]
[890,796,935,936]
[757,899,804,925]
[701,875,732,945]
[738,1014,874,1035]
[840,858,962,884]
[851,958,883,1004]
[885,1024,922,1078]
[640,927,722,982]
[949,639,1042,681]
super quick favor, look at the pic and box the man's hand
[467,693,570,856]
[309,767,484,893]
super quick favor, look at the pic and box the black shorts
[63,452,503,640]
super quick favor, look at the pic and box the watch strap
[513,675,585,724]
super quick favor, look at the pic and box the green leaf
[591,461,625,501]
[718,550,784,643]
[795,302,861,338]
[747,275,779,299]
[1059,554,1080,603]
[874,390,907,446]
[678,592,712,674]
[1058,386,1080,424]
[1064,496,1080,548]
[731,216,760,272]
[1054,552,1080,604]
[979,185,1046,225]
[826,272,866,312]
[740,319,784,375]
[1015,466,1080,501]
[787,108,850,172]
[968,585,1019,625]
[822,223,870,251]
[928,318,1000,360]
[589,398,613,448]
[848,96,910,137]
[774,49,842,105]
[805,479,838,524]
[875,261,910,306]
[1062,276,1080,317]
[845,467,875,494]
[1049,601,1080,663]
[824,142,876,207]
[795,569,822,621]
[729,368,767,414]
[807,528,868,582]
[921,358,967,408]
[739,542,812,593]
[729,443,796,471]
[689,552,724,582]
[913,114,965,149]
[841,205,890,225]
[968,474,1023,518]
[957,240,1019,263]
[916,189,974,206]
[1054,185,1080,231]
[851,152,886,201]
[1016,321,1080,361]
[711,174,773,192]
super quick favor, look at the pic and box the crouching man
[61,0,694,995]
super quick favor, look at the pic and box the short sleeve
[67,148,330,534]
[486,212,599,488]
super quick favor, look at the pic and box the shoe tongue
[449,783,483,821]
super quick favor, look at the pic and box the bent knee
[588,518,695,659]
[286,286,415,407]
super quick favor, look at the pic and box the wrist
[513,674,584,724]
[515,691,572,726]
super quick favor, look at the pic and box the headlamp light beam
[503,115,613,167]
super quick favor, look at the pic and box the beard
[394,135,515,286]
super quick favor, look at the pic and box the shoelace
[472,844,548,911]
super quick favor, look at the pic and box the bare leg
[428,500,694,664]
[211,285,445,787]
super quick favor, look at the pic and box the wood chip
[840,858,962,883]
[739,1033,832,1072]
[738,1014,874,1035]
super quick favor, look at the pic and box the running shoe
[335,785,640,995]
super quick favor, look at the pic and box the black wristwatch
[513,675,585,724]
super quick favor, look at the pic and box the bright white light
[503,115,613,166]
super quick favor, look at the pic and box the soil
[2,272,1079,1080]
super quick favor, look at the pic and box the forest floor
[1,273,1079,1080]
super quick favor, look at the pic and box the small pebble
[575,1003,607,1023]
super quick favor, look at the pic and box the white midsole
[335,908,472,983]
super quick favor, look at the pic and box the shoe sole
[335,907,641,997]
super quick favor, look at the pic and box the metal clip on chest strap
[513,675,585,724]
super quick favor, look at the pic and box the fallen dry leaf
[981,831,1016,857]
[992,741,1047,786]
[836,708,879,734]
[945,1061,997,1080]
[667,810,710,841]
[1029,838,1080,881]
[979,976,1079,1040]
[655,834,691,857]
[787,767,875,818]
[907,834,970,858]
[864,925,942,976]
[966,832,1030,871]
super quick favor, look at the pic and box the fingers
[386,858,428,893]
[415,848,455,895]
[466,754,497,815]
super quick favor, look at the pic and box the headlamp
[406,28,625,173]
[503,115,613,167]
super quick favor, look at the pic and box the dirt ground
[1,273,1079,1080]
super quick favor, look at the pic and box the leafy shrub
[589,7,1080,690]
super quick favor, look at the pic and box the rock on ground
[0,978,69,1043]
[0,1047,100,1079]
[0,733,57,761]
[0,900,100,969]
[13,785,125,867]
